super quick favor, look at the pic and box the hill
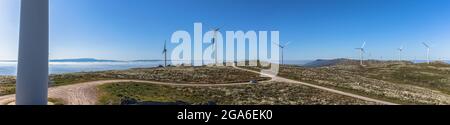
[303,58,413,67]
[50,58,120,62]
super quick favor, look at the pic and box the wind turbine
[16,0,49,105]
[211,27,221,66]
[397,45,403,61]
[162,40,167,67]
[422,42,430,64]
[273,41,291,65]
[355,41,366,65]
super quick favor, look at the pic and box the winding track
[0,67,398,105]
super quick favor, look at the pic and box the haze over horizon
[1,0,449,61]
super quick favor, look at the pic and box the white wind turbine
[162,40,167,67]
[355,41,366,65]
[422,42,430,64]
[210,27,222,66]
[397,45,404,61]
[273,41,291,65]
[16,0,49,105]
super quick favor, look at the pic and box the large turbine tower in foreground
[16,0,49,105]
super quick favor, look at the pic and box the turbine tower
[16,0,49,105]
[397,45,403,61]
[162,40,167,67]
[211,27,221,66]
[355,41,366,65]
[422,42,430,64]
[274,41,291,65]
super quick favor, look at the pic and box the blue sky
[1,0,449,61]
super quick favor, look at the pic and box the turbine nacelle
[273,41,291,65]
[162,40,167,54]
[355,41,366,53]
[274,41,291,49]
[209,26,223,44]
[397,46,403,52]
[355,48,365,53]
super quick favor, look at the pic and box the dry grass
[97,81,377,105]
[243,63,450,105]
[105,66,270,84]
[0,76,15,96]
[1,66,270,95]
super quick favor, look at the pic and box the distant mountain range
[303,58,450,67]
[131,60,165,62]
[0,58,449,64]
[0,60,16,62]
[50,58,122,62]
[303,58,413,67]
[303,58,359,67]
[0,58,167,62]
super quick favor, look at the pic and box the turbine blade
[273,42,281,47]
[422,42,429,48]
[361,41,366,48]
[163,40,167,54]
[209,26,223,32]
[217,25,225,31]
[284,41,291,47]
[398,46,403,51]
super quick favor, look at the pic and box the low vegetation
[48,98,65,105]
[97,82,377,105]
[104,66,270,84]
[0,66,270,95]
[0,76,15,96]
[242,60,450,104]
